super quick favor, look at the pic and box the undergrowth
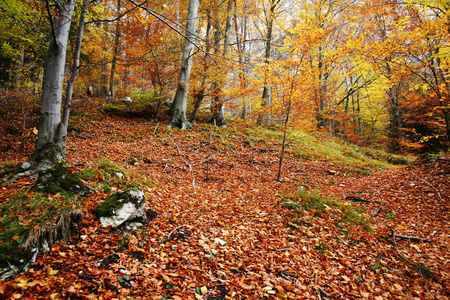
[280,187,372,233]
[0,191,83,267]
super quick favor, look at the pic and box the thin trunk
[210,0,233,126]
[14,47,25,89]
[57,0,89,156]
[277,101,291,182]
[257,0,280,126]
[108,0,121,103]
[190,11,213,122]
[168,0,199,129]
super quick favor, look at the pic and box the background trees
[2,0,449,152]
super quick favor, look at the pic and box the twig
[372,206,382,217]
[387,226,430,243]
[314,274,321,300]
[346,196,380,204]
[168,225,185,240]
[387,225,434,280]
[152,122,160,135]
[419,178,442,200]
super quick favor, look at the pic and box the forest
[0,0,449,151]
[0,0,449,299]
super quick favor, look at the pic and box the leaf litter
[0,109,449,299]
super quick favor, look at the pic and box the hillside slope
[0,102,449,299]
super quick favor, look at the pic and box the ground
[0,101,449,299]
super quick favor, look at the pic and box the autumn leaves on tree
[0,0,449,177]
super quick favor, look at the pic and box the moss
[77,169,95,180]
[96,188,145,218]
[35,166,90,196]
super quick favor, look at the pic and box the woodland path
[0,112,449,299]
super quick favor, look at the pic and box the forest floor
[0,101,449,299]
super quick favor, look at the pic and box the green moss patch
[96,188,145,218]
[280,187,372,232]
[35,166,90,196]
[0,191,83,272]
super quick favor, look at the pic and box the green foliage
[0,191,83,267]
[280,187,371,232]
[0,0,47,88]
[102,90,166,119]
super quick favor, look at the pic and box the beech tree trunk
[108,0,121,103]
[8,0,77,180]
[168,0,199,129]
[209,0,232,127]
[57,0,89,157]
[257,0,280,126]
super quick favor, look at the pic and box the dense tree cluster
[1,0,449,156]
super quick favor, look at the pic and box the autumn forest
[0,0,449,298]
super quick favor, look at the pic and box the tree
[168,0,200,129]
[0,0,47,89]
[256,0,284,126]
[209,0,233,126]
[9,0,77,179]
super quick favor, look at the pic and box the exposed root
[22,209,83,251]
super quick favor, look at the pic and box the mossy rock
[96,188,147,227]
[35,166,90,196]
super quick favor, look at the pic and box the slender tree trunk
[277,101,291,182]
[190,11,213,122]
[257,0,280,126]
[168,0,199,129]
[210,0,233,127]
[108,0,121,103]
[14,47,25,89]
[56,0,89,156]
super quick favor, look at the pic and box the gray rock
[97,188,147,228]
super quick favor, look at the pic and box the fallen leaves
[0,110,449,299]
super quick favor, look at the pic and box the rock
[35,166,90,196]
[122,96,133,103]
[17,161,31,170]
[114,171,125,179]
[97,188,147,228]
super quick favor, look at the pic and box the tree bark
[257,0,280,126]
[57,0,89,156]
[8,0,77,180]
[108,0,122,103]
[209,0,232,127]
[168,0,199,129]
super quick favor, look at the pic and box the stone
[122,96,133,103]
[97,188,147,228]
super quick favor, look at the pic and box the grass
[280,187,372,233]
[254,126,412,171]
[0,191,83,267]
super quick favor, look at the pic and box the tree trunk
[57,0,89,156]
[108,0,121,103]
[209,0,232,127]
[168,0,199,129]
[190,11,213,123]
[14,47,25,90]
[257,0,280,126]
[8,0,77,181]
